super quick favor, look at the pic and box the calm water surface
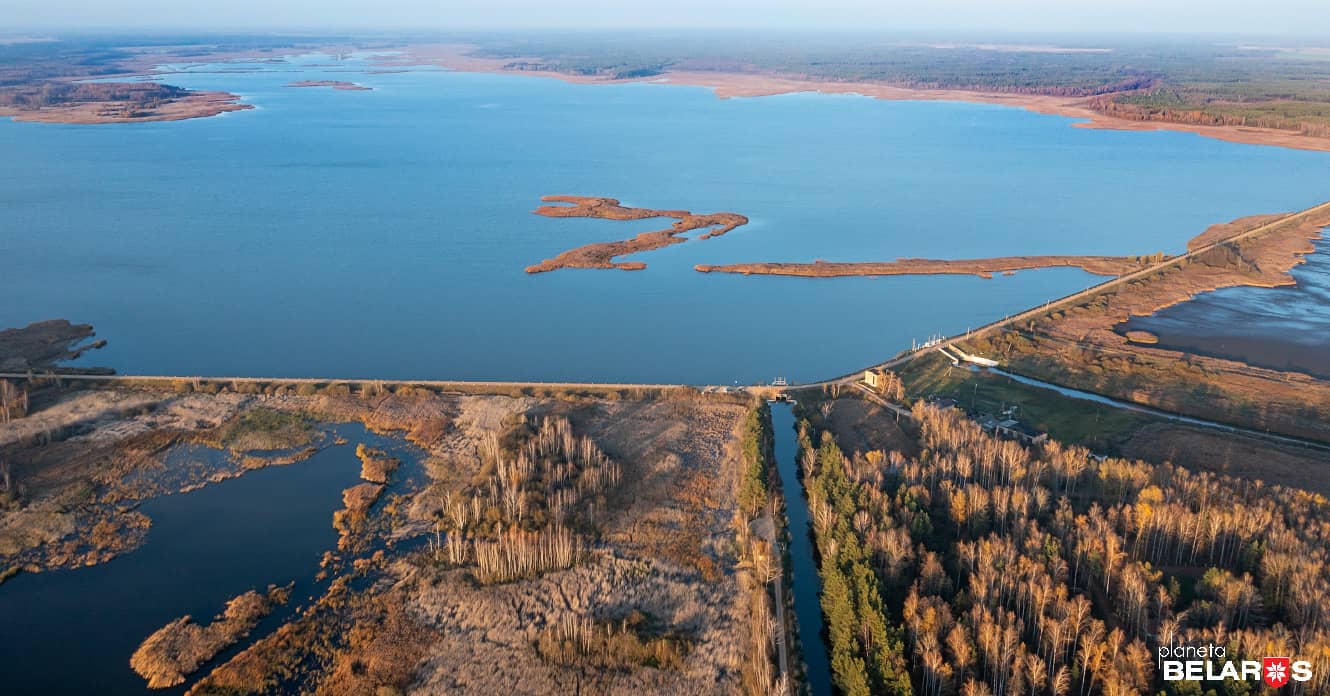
[771,401,831,695]
[5,53,1330,383]
[1125,240,1330,379]
[0,424,421,694]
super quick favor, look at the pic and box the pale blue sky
[2,0,1328,36]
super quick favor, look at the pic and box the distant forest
[5,33,1330,135]
[470,34,1330,136]
[0,36,312,117]
[0,82,189,112]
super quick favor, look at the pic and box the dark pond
[1122,237,1330,380]
[0,423,422,694]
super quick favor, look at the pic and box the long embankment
[0,371,787,400]
[525,195,748,273]
[696,255,1155,279]
[0,372,680,392]
[805,199,1330,387]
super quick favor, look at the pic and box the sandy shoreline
[387,43,1330,154]
[10,40,1330,151]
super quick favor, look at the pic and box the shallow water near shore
[5,53,1330,383]
[0,424,423,695]
[1124,240,1330,380]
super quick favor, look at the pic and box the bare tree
[0,380,17,424]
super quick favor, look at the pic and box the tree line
[796,399,1330,695]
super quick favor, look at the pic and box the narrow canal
[770,401,832,696]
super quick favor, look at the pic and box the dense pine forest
[796,400,1330,695]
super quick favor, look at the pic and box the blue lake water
[5,52,1330,384]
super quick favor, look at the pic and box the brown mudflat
[1123,330,1160,345]
[525,195,748,273]
[691,205,1302,282]
[0,319,107,372]
[696,255,1155,279]
[1184,213,1289,251]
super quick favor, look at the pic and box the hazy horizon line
[5,26,1330,43]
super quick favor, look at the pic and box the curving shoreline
[390,44,1330,154]
[525,195,748,273]
[0,43,308,126]
[13,41,1329,150]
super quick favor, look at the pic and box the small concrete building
[978,415,1048,445]
[927,396,959,411]
[995,418,1049,445]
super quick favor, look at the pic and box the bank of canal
[770,401,832,696]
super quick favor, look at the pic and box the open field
[894,351,1157,451]
[1121,422,1330,495]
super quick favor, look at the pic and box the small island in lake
[0,82,250,124]
[526,195,748,273]
[286,80,373,91]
